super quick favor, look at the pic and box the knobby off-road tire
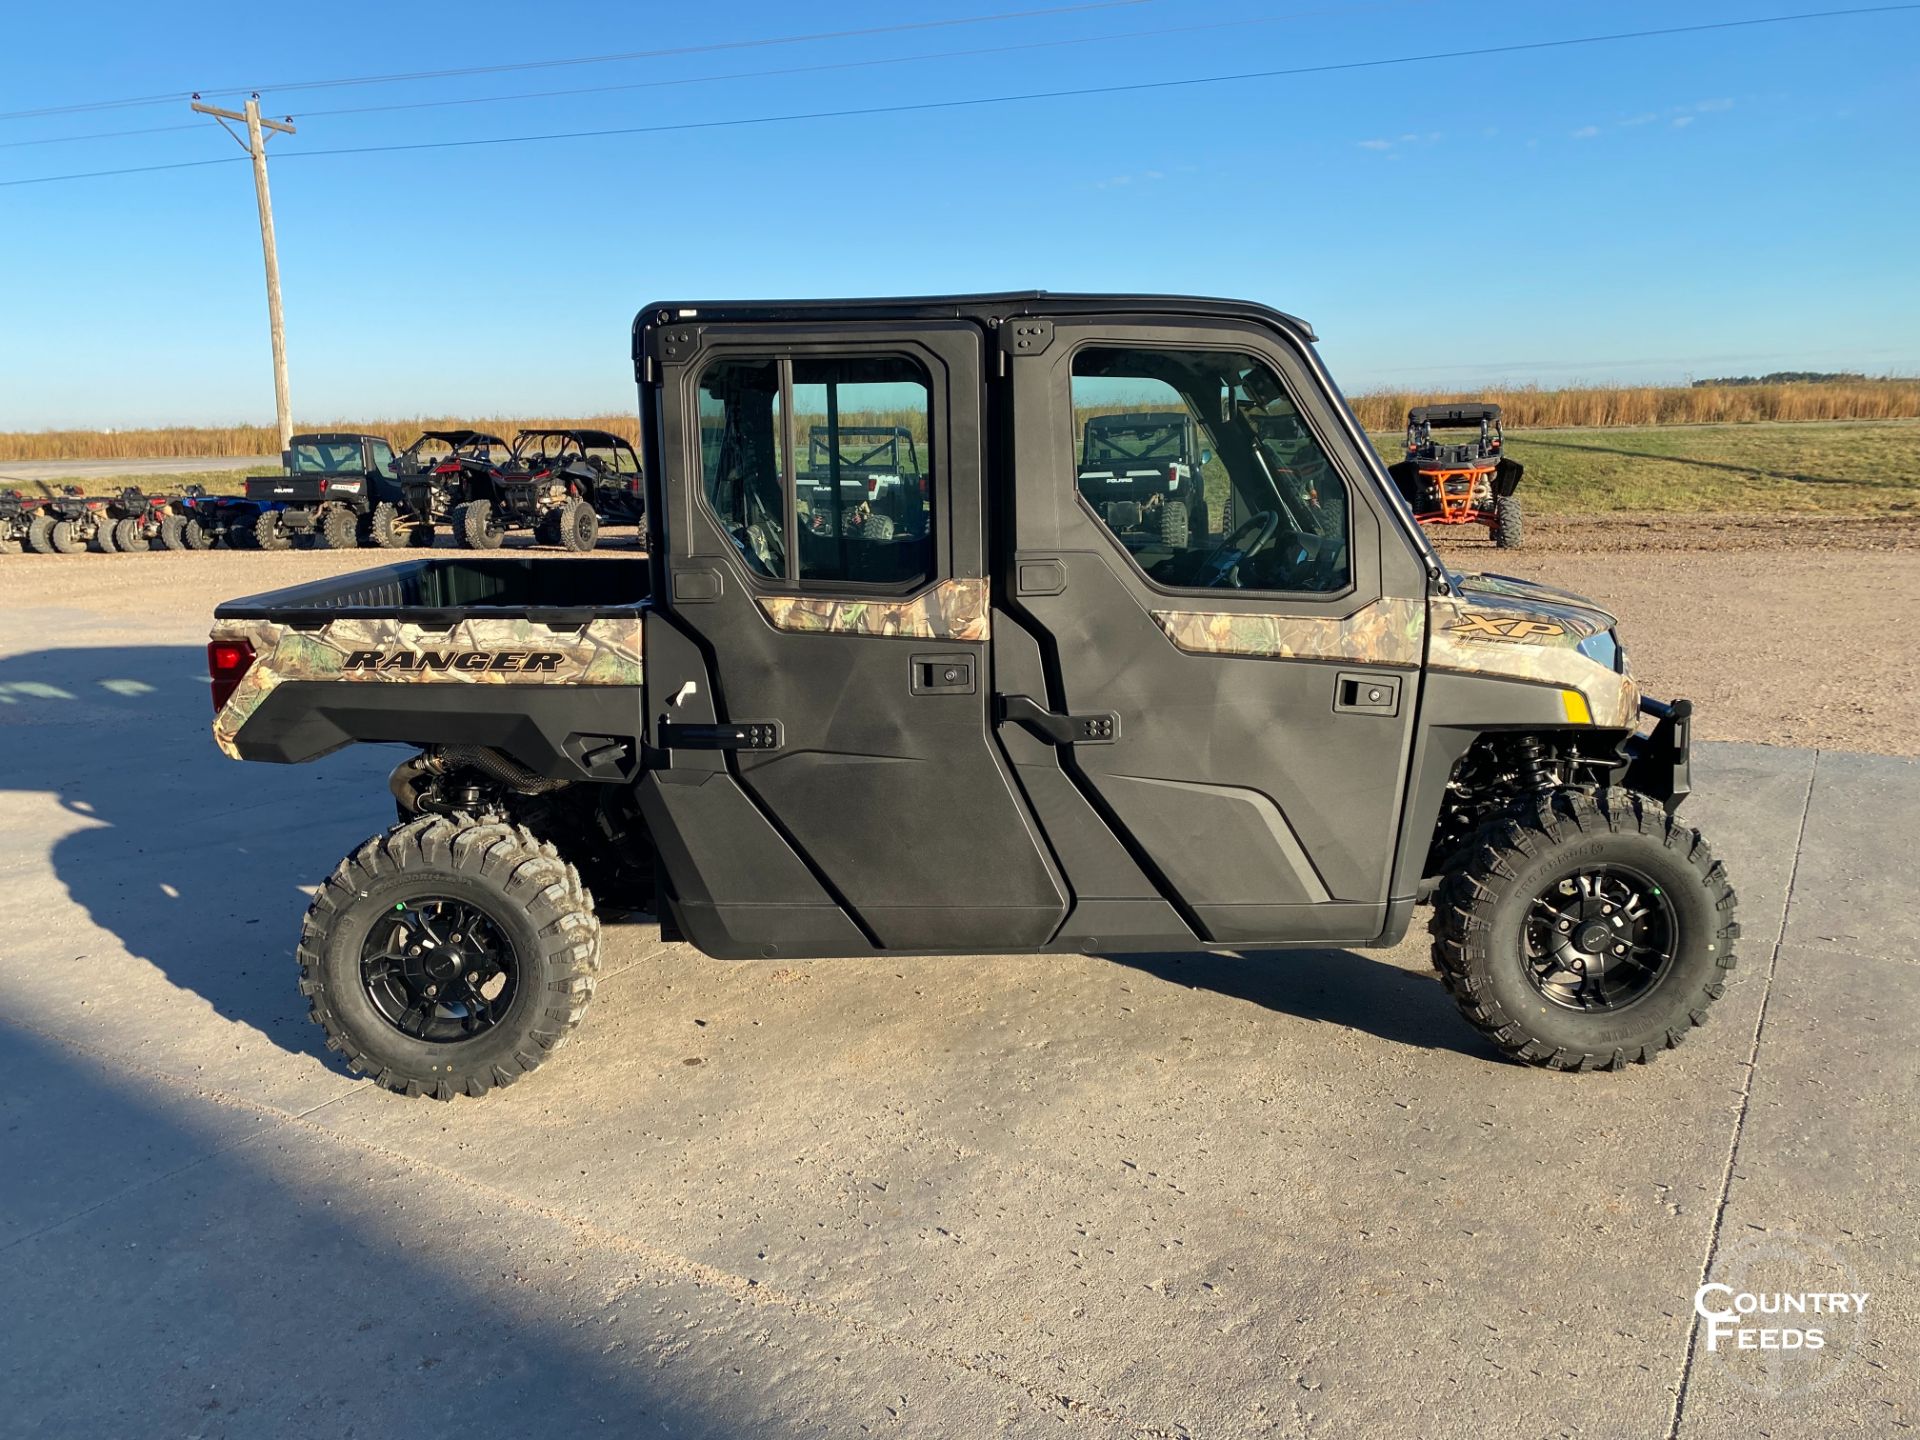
[298,814,600,1100]
[1160,498,1190,549]
[112,517,147,553]
[253,510,292,551]
[52,519,88,554]
[88,518,118,554]
[1430,788,1739,1070]
[456,499,505,550]
[407,519,436,548]
[556,498,600,553]
[27,516,57,554]
[0,533,18,556]
[159,515,191,551]
[365,501,406,549]
[316,504,360,551]
[183,515,213,550]
[1494,494,1523,549]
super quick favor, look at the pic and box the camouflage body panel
[1151,573,1637,728]
[757,577,990,641]
[1151,598,1426,667]
[211,614,644,759]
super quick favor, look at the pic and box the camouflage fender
[1429,592,1639,728]
[757,577,990,641]
[211,614,644,759]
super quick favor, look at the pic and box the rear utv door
[643,320,1066,955]
[1000,316,1428,945]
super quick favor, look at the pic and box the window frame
[1064,338,1360,605]
[693,347,943,598]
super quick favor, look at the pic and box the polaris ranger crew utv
[207,292,1730,1100]
[245,433,402,551]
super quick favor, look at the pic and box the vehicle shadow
[0,1018,758,1436]
[1103,945,1497,1062]
[0,643,393,1067]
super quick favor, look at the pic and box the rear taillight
[318,479,329,494]
[1168,464,1179,484]
[208,640,256,712]
[867,477,878,495]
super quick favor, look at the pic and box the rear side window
[699,359,787,579]
[697,355,934,590]
[1070,346,1351,595]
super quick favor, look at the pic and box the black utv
[244,433,406,550]
[207,291,1731,1100]
[432,431,603,552]
[1076,409,1209,548]
[392,430,516,547]
[514,428,643,539]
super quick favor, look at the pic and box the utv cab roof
[632,291,1318,360]
[1408,404,1502,426]
[515,429,632,449]
[407,429,508,447]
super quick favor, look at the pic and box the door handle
[995,694,1121,745]
[910,653,976,695]
[1332,672,1400,716]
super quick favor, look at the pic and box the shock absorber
[1514,734,1556,794]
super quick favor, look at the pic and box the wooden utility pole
[192,94,296,454]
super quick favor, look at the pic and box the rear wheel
[556,498,600,552]
[366,501,406,549]
[458,498,505,550]
[51,519,87,554]
[89,518,118,554]
[316,504,360,551]
[1494,494,1523,549]
[159,515,190,551]
[182,515,212,550]
[253,510,292,551]
[297,815,600,1100]
[1159,498,1190,549]
[26,516,57,554]
[0,532,18,556]
[1430,788,1739,1070]
[112,517,147,552]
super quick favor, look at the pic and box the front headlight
[1577,630,1623,673]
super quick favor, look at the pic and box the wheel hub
[1524,866,1677,1011]
[360,897,516,1043]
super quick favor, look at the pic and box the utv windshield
[289,440,366,474]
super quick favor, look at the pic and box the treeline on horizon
[4,377,1917,461]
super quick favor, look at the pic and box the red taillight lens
[208,640,256,712]
[867,477,878,495]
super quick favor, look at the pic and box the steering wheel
[1198,509,1280,587]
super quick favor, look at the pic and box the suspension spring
[1514,734,1555,793]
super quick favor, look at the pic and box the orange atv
[1386,403,1523,548]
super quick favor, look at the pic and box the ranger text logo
[343,649,564,674]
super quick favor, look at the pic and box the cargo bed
[214,555,652,626]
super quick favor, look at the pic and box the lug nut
[425,985,438,997]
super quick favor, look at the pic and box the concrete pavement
[0,617,1912,1436]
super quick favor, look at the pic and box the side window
[792,357,932,587]
[699,359,787,579]
[1070,347,1351,595]
[368,440,396,478]
[696,354,934,590]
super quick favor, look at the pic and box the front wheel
[457,498,505,550]
[1430,788,1738,1069]
[555,497,600,552]
[297,815,600,1100]
[316,503,360,551]
[1493,494,1523,548]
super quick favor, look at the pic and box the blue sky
[1,0,1916,427]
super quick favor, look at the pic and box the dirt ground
[2,516,1915,755]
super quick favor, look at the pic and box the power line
[0,1,1153,120]
[0,3,1420,148]
[5,5,1915,188]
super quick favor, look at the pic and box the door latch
[1333,673,1400,717]
[995,694,1121,745]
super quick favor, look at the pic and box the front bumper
[1623,696,1692,808]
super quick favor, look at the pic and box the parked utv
[208,292,1732,1100]
[392,430,515,547]
[1386,404,1524,548]
[802,424,926,540]
[514,428,642,540]
[1076,410,1209,548]
[428,431,600,551]
[245,433,403,551]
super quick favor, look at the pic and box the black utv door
[642,319,1066,956]
[1002,317,1429,945]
